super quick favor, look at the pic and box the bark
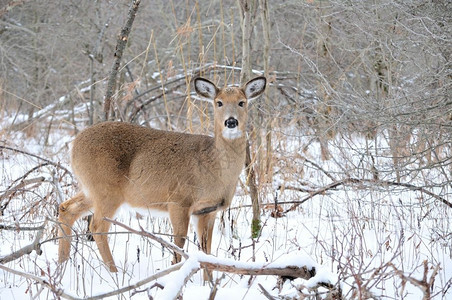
[238,0,255,84]
[201,260,314,279]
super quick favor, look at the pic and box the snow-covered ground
[0,114,451,299]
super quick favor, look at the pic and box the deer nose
[225,117,238,129]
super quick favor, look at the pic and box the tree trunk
[103,0,141,121]
[259,0,272,182]
[238,0,261,239]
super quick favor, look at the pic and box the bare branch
[390,261,440,300]
[0,264,76,299]
[0,176,45,203]
[283,178,452,213]
[0,145,71,174]
[0,223,45,231]
[0,0,28,18]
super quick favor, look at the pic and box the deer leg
[196,212,216,281]
[168,204,190,264]
[196,212,216,254]
[90,201,120,272]
[85,214,95,241]
[58,191,93,263]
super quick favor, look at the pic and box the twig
[81,263,184,300]
[128,82,186,122]
[0,259,182,300]
[8,163,52,186]
[258,283,276,300]
[0,145,71,174]
[284,179,352,213]
[0,0,27,18]
[105,217,188,259]
[278,185,314,194]
[127,72,191,105]
[0,264,75,299]
[303,157,337,181]
[208,274,224,300]
[130,282,164,297]
[390,261,440,300]
[0,176,45,203]
[103,0,142,120]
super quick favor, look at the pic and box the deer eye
[216,100,223,107]
[238,101,245,107]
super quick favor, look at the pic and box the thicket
[0,0,451,299]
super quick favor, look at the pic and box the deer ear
[194,77,218,100]
[243,76,266,100]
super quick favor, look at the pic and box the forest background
[0,0,451,299]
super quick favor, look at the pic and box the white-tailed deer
[58,76,266,272]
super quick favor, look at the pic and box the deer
[57,76,267,274]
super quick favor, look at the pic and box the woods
[1,0,451,299]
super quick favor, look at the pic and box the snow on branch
[0,217,340,299]
[107,218,340,299]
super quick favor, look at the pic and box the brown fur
[58,76,266,273]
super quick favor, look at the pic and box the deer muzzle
[225,117,238,129]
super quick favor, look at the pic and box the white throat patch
[222,127,243,139]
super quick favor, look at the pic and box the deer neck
[214,134,246,177]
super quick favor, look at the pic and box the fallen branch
[0,219,47,264]
[200,258,314,279]
[0,176,46,215]
[128,82,187,122]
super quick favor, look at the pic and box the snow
[0,111,451,299]
[266,253,317,270]
[159,257,200,299]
